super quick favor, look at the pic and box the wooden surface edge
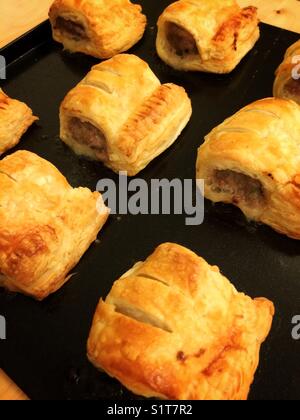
[0,370,28,400]
[238,0,300,34]
[0,0,53,49]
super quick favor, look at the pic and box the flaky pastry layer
[60,54,192,176]
[88,243,274,400]
[0,151,109,300]
[0,89,38,156]
[49,0,146,59]
[156,0,260,73]
[197,97,300,239]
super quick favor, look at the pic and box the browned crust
[88,243,274,400]
[49,0,147,59]
[213,6,258,44]
[197,97,300,240]
[156,0,260,73]
[117,83,189,159]
[0,150,109,300]
[60,54,192,176]
[0,90,38,156]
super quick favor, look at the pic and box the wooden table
[239,0,300,34]
[0,1,53,48]
[0,0,299,401]
[0,0,300,48]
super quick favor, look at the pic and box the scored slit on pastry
[87,243,274,400]
[165,22,198,57]
[136,273,170,287]
[112,299,173,333]
[241,108,281,119]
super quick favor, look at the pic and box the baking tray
[0,0,300,401]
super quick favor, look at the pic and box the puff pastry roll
[156,0,260,73]
[0,89,38,156]
[87,243,274,400]
[0,151,109,300]
[49,0,146,59]
[196,97,300,239]
[60,54,192,176]
[274,40,300,105]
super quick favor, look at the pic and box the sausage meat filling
[166,22,198,57]
[68,117,107,161]
[212,170,265,206]
[55,17,88,41]
[284,78,300,99]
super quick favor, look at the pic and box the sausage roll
[87,243,274,400]
[60,54,192,176]
[49,0,147,59]
[196,97,300,239]
[274,40,300,105]
[0,151,109,300]
[0,89,38,156]
[156,0,260,73]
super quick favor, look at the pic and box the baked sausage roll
[196,97,300,240]
[0,89,38,156]
[156,0,260,73]
[49,0,147,59]
[60,54,192,176]
[0,151,109,300]
[87,243,274,400]
[274,40,300,105]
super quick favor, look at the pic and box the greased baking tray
[0,0,300,401]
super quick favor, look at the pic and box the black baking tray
[0,0,300,401]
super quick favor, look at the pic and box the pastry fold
[0,151,109,300]
[156,0,260,73]
[197,97,300,239]
[87,243,274,400]
[274,40,300,105]
[60,54,192,176]
[0,89,38,156]
[49,0,146,59]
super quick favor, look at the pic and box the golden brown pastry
[60,54,192,176]
[156,0,260,73]
[274,40,300,105]
[87,243,274,400]
[0,150,109,300]
[49,0,147,59]
[196,97,300,240]
[0,89,38,156]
